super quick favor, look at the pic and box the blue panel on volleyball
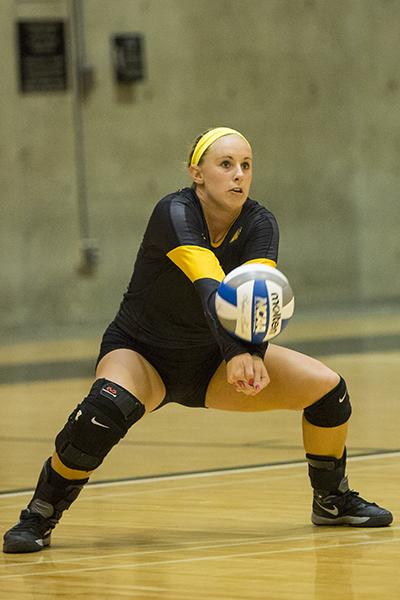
[217,281,237,306]
[252,279,269,343]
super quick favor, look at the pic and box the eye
[242,161,251,170]
[221,160,231,168]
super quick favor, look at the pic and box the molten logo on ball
[269,291,282,336]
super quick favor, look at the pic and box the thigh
[96,349,166,413]
[205,344,340,411]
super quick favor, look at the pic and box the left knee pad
[303,376,351,427]
[55,379,145,471]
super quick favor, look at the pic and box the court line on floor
[0,459,385,511]
[1,450,399,500]
[73,458,393,505]
[7,525,385,569]
[1,530,399,580]
[0,473,306,512]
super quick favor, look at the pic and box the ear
[188,164,204,185]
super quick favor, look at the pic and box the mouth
[230,187,243,194]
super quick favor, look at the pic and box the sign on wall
[17,20,68,93]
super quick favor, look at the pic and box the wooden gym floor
[0,310,399,599]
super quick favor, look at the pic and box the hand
[226,353,270,396]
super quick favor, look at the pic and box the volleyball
[215,263,294,343]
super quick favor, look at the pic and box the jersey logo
[229,226,242,244]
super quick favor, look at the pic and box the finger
[243,359,255,385]
[234,380,256,395]
[227,365,245,386]
[233,380,246,393]
[253,376,269,393]
[260,366,270,388]
[252,361,262,391]
[239,380,255,395]
[250,362,269,394]
[241,386,256,396]
[231,375,248,389]
[257,361,270,387]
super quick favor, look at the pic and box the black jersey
[114,187,279,362]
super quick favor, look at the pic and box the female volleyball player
[3,127,392,553]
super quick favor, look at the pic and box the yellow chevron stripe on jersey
[167,245,225,283]
[244,258,277,268]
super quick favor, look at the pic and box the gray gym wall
[1,0,399,340]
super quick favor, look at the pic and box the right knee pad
[55,379,145,471]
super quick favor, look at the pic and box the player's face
[191,135,253,211]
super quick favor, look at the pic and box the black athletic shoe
[312,485,393,527]
[3,509,53,553]
[3,459,88,554]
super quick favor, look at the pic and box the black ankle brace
[28,458,88,525]
[306,449,347,494]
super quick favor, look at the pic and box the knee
[289,366,339,412]
[314,367,341,400]
[303,375,352,428]
[55,378,145,471]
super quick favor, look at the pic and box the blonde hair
[187,127,250,167]
[187,128,213,167]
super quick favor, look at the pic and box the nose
[234,164,244,181]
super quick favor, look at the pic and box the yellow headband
[190,127,250,166]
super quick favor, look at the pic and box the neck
[194,187,242,244]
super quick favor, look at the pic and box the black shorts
[96,321,223,409]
